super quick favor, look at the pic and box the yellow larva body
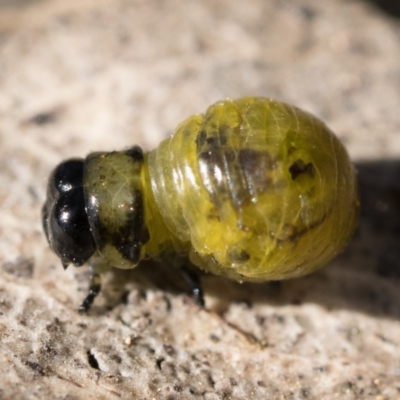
[43,97,359,308]
[80,97,358,280]
[144,97,358,281]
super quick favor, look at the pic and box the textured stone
[1,0,400,399]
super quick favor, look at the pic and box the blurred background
[0,0,400,399]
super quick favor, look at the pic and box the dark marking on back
[206,206,221,221]
[239,149,274,196]
[228,249,250,263]
[84,149,149,266]
[274,213,329,245]
[198,144,275,219]
[196,130,207,147]
[289,159,314,180]
[126,145,144,162]
[196,117,275,224]
[216,125,229,145]
[274,223,299,242]
[113,187,145,264]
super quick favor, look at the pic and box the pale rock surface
[0,0,400,399]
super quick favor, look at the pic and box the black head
[42,159,96,267]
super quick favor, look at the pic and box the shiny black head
[42,159,96,267]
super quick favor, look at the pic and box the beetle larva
[42,97,359,311]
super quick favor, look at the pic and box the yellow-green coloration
[141,97,359,281]
[84,150,147,269]
[82,97,358,280]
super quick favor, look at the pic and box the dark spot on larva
[207,206,220,221]
[196,125,228,149]
[141,227,150,245]
[287,145,297,155]
[239,148,273,195]
[118,241,141,263]
[217,125,229,145]
[126,145,144,162]
[289,159,314,180]
[196,130,207,147]
[275,223,299,242]
[206,136,218,146]
[211,256,221,265]
[113,188,145,264]
[239,149,273,173]
[273,213,328,245]
[85,151,147,265]
[228,249,250,263]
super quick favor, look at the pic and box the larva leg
[179,268,205,307]
[78,266,102,313]
[78,258,110,313]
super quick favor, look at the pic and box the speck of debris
[25,361,46,376]
[156,358,165,370]
[26,110,59,125]
[210,334,220,342]
[2,258,34,279]
[87,350,100,370]
[160,345,174,357]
